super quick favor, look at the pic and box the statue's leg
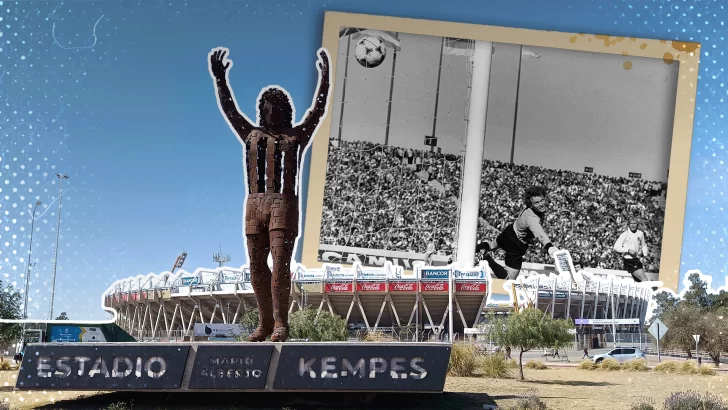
[247,233,274,342]
[269,228,296,342]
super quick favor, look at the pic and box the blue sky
[0,0,724,320]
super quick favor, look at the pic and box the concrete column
[456,40,493,268]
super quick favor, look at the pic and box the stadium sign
[180,276,199,286]
[388,281,418,292]
[17,344,190,390]
[455,283,487,293]
[420,282,449,292]
[17,342,452,393]
[575,318,640,325]
[325,283,353,292]
[358,270,388,280]
[453,269,487,280]
[419,268,450,280]
[188,345,273,390]
[193,323,245,338]
[325,265,356,280]
[272,344,450,391]
[296,269,325,281]
[221,272,243,283]
[356,282,386,292]
[317,246,449,270]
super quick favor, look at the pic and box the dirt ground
[0,367,725,409]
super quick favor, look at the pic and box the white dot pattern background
[0,0,724,325]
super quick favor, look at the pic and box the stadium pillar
[455,41,492,268]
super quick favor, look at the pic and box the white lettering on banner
[421,282,448,292]
[389,282,417,292]
[457,283,485,292]
[319,251,432,270]
[357,283,385,292]
[222,273,243,283]
[37,356,167,379]
[328,283,352,292]
[298,357,427,379]
[454,270,485,279]
[199,356,263,379]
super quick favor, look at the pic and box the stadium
[103,259,654,350]
[104,32,667,352]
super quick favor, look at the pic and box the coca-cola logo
[358,283,385,291]
[390,282,416,291]
[458,283,485,292]
[422,282,447,291]
[328,283,351,292]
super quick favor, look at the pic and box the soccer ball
[354,36,387,68]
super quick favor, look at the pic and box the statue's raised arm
[295,48,331,147]
[209,47,255,143]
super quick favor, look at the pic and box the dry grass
[598,358,622,371]
[524,360,548,370]
[700,365,718,376]
[360,331,397,342]
[1,364,726,410]
[577,360,597,370]
[448,342,481,377]
[445,368,728,410]
[621,359,650,372]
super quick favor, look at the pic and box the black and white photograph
[316,27,678,283]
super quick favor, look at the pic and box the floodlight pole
[22,201,42,340]
[49,173,69,320]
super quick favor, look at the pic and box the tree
[661,303,702,358]
[0,282,22,349]
[239,307,349,342]
[650,290,679,322]
[490,308,574,380]
[54,312,69,320]
[698,308,728,366]
[682,272,714,310]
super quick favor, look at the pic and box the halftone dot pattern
[0,0,723,333]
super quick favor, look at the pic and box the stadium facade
[104,260,653,349]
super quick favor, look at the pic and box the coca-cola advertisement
[455,282,487,293]
[325,283,353,293]
[356,282,386,292]
[388,281,418,292]
[420,281,449,292]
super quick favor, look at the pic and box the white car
[592,347,646,364]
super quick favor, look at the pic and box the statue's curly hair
[524,185,548,208]
[258,87,293,129]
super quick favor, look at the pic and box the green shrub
[699,365,718,376]
[288,308,348,342]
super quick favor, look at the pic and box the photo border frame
[302,11,699,295]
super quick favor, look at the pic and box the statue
[208,46,331,342]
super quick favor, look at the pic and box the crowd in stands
[320,140,666,273]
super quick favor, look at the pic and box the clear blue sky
[0,0,724,320]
